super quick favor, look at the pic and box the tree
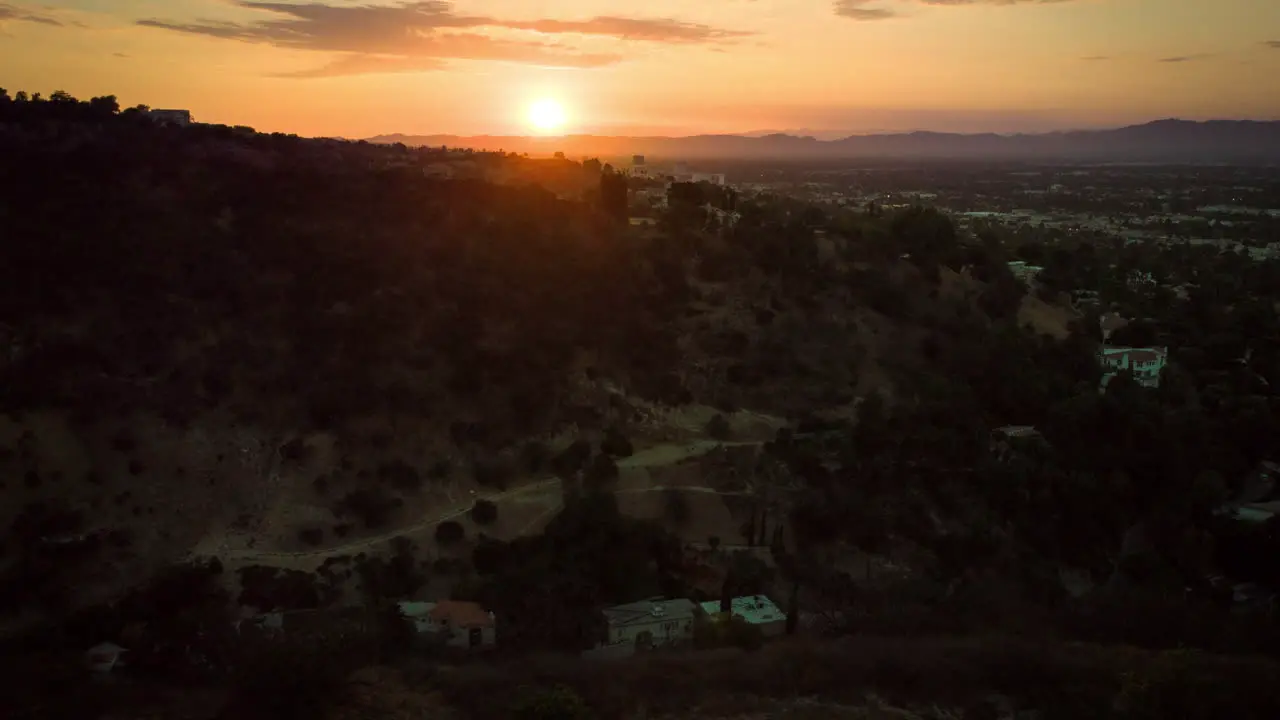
[583,453,619,491]
[600,426,633,457]
[662,488,689,526]
[435,520,465,545]
[470,498,498,525]
[599,168,628,223]
[706,413,732,440]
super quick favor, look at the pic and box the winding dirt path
[206,438,767,564]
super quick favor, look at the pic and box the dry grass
[1018,295,1077,340]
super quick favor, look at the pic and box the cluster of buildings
[227,591,786,661]
[588,594,787,659]
[626,155,726,186]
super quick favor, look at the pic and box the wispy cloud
[1265,40,1280,49]
[137,1,750,77]
[834,1,897,20]
[1158,53,1213,63]
[1081,55,1109,61]
[0,2,62,26]
[836,0,1077,21]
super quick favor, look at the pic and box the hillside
[370,119,1280,163]
[6,92,1280,720]
[0,93,1037,635]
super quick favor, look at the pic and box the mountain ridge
[368,119,1280,163]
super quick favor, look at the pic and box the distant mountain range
[368,119,1280,163]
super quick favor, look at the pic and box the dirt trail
[203,437,768,565]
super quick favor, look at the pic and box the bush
[521,441,550,473]
[435,520,465,545]
[706,413,732,440]
[335,488,402,529]
[378,460,422,493]
[474,457,515,490]
[600,427,634,458]
[298,528,324,546]
[583,454,619,491]
[662,489,690,526]
[470,499,498,525]
[511,684,590,720]
[549,439,591,477]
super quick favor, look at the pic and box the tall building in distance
[629,154,648,177]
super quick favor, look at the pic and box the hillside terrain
[4,91,1280,719]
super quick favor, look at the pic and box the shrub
[428,458,453,480]
[549,439,591,477]
[298,528,324,547]
[706,414,732,440]
[600,427,634,458]
[662,489,690,526]
[280,437,308,462]
[474,457,515,490]
[511,684,590,720]
[521,441,550,474]
[470,499,498,525]
[583,454,619,491]
[435,520,465,545]
[378,460,422,493]
[335,488,402,529]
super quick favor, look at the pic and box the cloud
[836,0,1075,21]
[1081,55,1109,61]
[496,16,752,43]
[1266,41,1280,49]
[1158,54,1212,63]
[137,1,749,76]
[834,1,897,20]
[0,2,63,26]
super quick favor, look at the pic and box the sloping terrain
[0,106,1074,641]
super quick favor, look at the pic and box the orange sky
[3,0,1279,137]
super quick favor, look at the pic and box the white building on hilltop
[145,109,193,126]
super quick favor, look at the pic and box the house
[1098,346,1168,389]
[145,109,193,126]
[398,600,496,650]
[594,597,697,655]
[86,642,127,673]
[698,595,787,637]
[990,425,1045,457]
[1006,261,1044,285]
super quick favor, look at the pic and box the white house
[1099,346,1168,390]
[145,109,193,126]
[397,600,496,650]
[698,595,787,637]
[594,597,697,656]
[86,642,127,673]
[1006,261,1044,285]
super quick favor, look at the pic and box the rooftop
[699,595,786,626]
[603,598,697,628]
[992,425,1041,438]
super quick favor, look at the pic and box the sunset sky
[3,0,1279,138]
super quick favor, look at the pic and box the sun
[526,98,567,134]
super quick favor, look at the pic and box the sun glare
[526,98,567,134]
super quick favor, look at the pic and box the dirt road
[207,437,766,564]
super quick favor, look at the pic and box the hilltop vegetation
[4,89,1280,718]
